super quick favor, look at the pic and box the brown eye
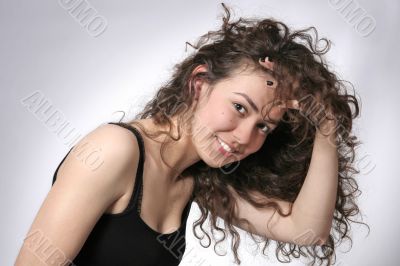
[233,103,246,114]
[257,123,270,134]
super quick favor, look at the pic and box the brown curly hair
[120,3,369,265]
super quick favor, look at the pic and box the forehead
[217,67,276,103]
[214,67,284,121]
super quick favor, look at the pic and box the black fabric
[51,122,193,266]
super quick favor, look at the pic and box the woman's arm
[226,120,338,246]
[288,120,338,242]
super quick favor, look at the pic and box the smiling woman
[187,62,285,168]
[15,2,368,266]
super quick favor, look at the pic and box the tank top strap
[108,122,194,222]
[107,122,145,214]
[52,146,74,186]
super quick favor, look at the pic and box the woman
[15,3,367,266]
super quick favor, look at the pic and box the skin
[15,61,337,265]
[135,63,287,184]
[128,62,337,246]
[190,64,284,168]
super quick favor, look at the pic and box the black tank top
[51,122,194,266]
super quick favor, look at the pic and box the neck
[135,116,200,184]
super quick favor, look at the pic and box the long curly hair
[122,3,369,265]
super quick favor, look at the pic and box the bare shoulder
[15,122,142,265]
[58,122,142,195]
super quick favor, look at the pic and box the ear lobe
[194,79,202,100]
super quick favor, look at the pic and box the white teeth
[217,137,232,153]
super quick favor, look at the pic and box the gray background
[1,0,398,265]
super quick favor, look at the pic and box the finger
[286,100,299,110]
[277,100,300,110]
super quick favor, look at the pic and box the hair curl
[121,3,369,265]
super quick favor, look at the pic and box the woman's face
[190,64,285,169]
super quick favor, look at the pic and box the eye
[257,123,270,134]
[233,103,247,114]
[234,103,271,134]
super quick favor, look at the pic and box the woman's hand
[259,55,338,145]
[276,95,339,149]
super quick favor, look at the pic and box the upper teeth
[217,137,233,153]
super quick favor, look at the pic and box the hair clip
[258,56,274,71]
[259,56,275,87]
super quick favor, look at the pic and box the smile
[215,136,234,155]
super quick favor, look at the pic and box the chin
[198,154,222,168]
[201,151,241,173]
[194,132,240,170]
[215,159,241,174]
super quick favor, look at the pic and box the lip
[215,136,234,157]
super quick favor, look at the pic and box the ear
[191,64,208,100]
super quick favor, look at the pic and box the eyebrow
[233,92,259,112]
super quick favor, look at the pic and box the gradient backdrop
[1,0,398,265]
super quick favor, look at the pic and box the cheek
[197,100,237,130]
[211,108,237,130]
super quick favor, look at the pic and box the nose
[232,122,254,150]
